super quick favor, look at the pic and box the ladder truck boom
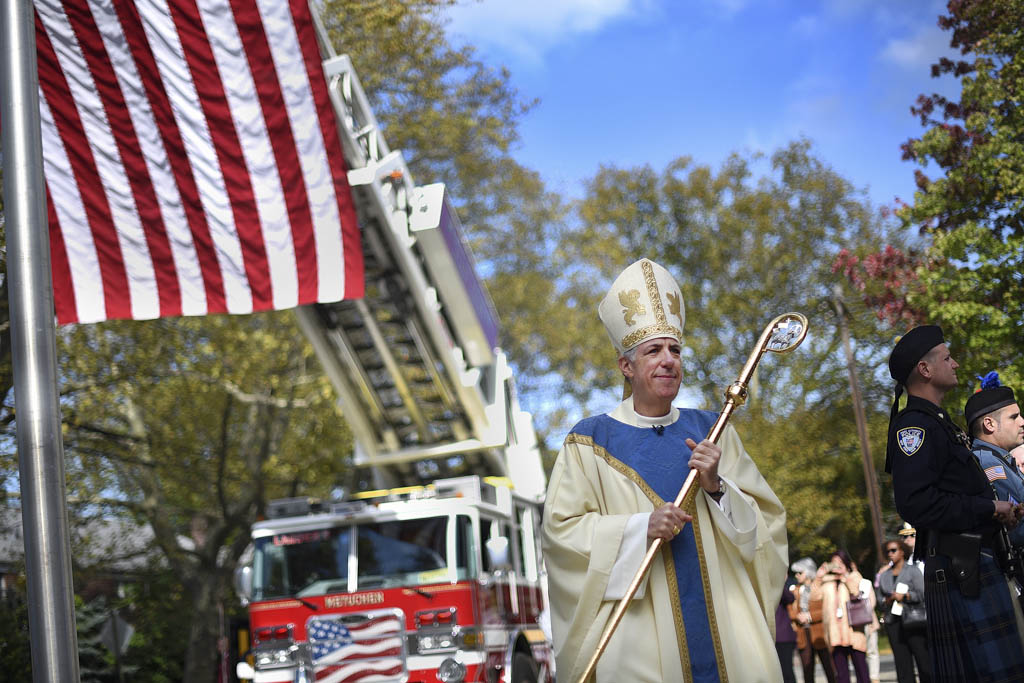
[296,49,545,500]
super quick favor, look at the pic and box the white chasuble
[542,399,788,682]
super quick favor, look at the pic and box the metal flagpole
[1,1,82,680]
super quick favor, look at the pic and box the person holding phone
[878,539,930,683]
[818,550,869,683]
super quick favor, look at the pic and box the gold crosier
[576,312,809,683]
[621,261,683,399]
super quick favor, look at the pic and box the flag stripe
[35,8,132,320]
[66,0,182,318]
[38,91,101,323]
[226,0,308,307]
[42,0,160,319]
[111,0,224,315]
[46,189,79,324]
[319,660,404,683]
[171,0,270,312]
[289,0,363,300]
[36,0,364,323]
[260,0,336,301]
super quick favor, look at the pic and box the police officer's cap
[965,375,1017,427]
[888,325,945,385]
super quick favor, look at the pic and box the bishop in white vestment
[541,258,788,683]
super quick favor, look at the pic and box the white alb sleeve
[703,476,758,561]
[604,513,652,600]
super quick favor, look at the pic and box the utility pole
[833,285,885,569]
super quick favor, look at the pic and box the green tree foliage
[56,312,352,682]
[897,0,1024,403]
[511,141,906,562]
[0,575,32,680]
[118,568,192,683]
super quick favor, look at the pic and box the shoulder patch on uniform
[896,427,925,456]
[986,465,1007,482]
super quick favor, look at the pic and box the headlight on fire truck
[412,607,478,654]
[252,624,299,669]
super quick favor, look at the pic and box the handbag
[846,597,873,627]
[900,601,927,631]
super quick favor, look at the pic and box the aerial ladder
[294,24,547,501]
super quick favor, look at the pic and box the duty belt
[926,531,984,598]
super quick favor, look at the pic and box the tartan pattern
[925,553,1024,682]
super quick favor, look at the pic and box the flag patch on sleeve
[986,465,1007,482]
[896,427,925,456]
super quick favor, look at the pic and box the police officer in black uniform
[886,325,1024,682]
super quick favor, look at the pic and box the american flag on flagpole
[33,0,364,325]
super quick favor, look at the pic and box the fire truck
[233,18,553,683]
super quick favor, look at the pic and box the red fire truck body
[236,477,552,683]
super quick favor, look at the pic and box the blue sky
[444,0,960,211]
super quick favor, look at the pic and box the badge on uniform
[896,427,925,456]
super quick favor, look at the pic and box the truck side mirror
[234,564,253,606]
[485,536,511,571]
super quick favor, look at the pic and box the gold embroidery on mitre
[621,323,683,351]
[642,261,667,324]
[618,289,646,326]
[666,291,683,328]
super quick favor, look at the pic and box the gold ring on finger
[672,526,680,535]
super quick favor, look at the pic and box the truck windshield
[252,515,471,600]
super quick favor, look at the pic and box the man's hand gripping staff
[576,312,809,683]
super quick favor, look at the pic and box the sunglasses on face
[886,548,900,554]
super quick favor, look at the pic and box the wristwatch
[706,477,725,502]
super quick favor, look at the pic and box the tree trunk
[182,575,222,683]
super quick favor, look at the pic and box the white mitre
[598,258,685,355]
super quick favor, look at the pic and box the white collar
[609,397,678,427]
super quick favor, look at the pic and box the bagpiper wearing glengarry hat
[885,326,1024,681]
[966,372,1024,549]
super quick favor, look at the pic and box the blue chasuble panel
[570,409,722,683]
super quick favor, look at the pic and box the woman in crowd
[819,549,869,683]
[877,539,931,683]
[789,557,836,683]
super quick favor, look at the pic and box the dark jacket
[888,395,998,552]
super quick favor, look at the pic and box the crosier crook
[575,312,809,683]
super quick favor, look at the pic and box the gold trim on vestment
[565,433,661,503]
[565,431,726,682]
[690,494,729,683]
[663,547,693,682]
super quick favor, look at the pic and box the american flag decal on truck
[306,609,406,683]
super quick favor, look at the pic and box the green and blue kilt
[925,552,1024,682]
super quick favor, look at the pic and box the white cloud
[445,0,654,64]
[880,23,954,71]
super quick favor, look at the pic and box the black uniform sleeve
[890,412,994,531]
